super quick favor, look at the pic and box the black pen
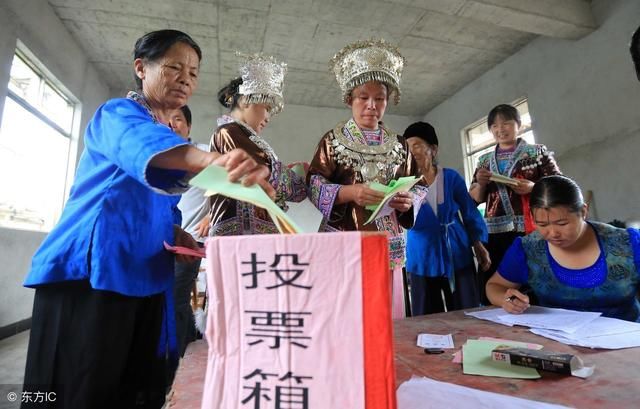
[505,288,532,302]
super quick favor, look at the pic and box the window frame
[460,97,534,185]
[0,42,80,232]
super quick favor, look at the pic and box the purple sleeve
[497,237,529,284]
[269,161,309,207]
[308,174,341,220]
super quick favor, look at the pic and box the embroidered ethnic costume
[209,116,307,236]
[500,222,640,322]
[474,139,561,234]
[308,38,414,319]
[208,53,306,236]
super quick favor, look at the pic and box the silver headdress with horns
[330,39,405,105]
[237,52,287,114]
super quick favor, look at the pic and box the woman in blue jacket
[21,30,272,409]
[404,122,491,315]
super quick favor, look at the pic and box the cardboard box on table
[201,231,396,409]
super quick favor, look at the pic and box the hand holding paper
[347,184,386,207]
[213,148,275,198]
[489,173,519,187]
[364,176,421,224]
[388,191,413,212]
[188,164,302,234]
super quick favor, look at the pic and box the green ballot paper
[188,165,303,234]
[462,339,540,379]
[364,176,421,225]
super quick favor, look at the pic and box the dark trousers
[166,258,201,385]
[410,266,480,316]
[22,280,166,409]
[173,259,200,357]
[479,231,525,305]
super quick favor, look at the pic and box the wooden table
[169,308,640,408]
[394,308,640,408]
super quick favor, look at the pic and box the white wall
[423,0,640,224]
[188,100,419,165]
[0,1,111,329]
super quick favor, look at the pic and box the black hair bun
[217,77,243,108]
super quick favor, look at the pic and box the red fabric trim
[522,194,536,234]
[361,233,396,409]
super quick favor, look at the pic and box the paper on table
[462,339,540,379]
[497,306,601,334]
[163,241,206,258]
[535,316,640,340]
[188,164,302,234]
[417,333,454,349]
[397,376,572,409]
[364,176,421,225]
[489,173,519,186]
[465,308,514,326]
[452,337,543,364]
[531,319,640,349]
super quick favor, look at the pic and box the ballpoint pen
[505,288,532,302]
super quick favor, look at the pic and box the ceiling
[48,0,596,116]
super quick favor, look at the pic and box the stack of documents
[466,306,640,349]
[530,317,640,349]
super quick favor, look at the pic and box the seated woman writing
[486,175,640,322]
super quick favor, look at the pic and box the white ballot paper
[397,377,573,409]
[416,333,454,349]
[497,306,601,334]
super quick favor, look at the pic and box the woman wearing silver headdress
[208,53,307,236]
[307,39,417,319]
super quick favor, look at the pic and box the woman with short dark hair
[486,175,640,322]
[469,103,561,305]
[22,29,272,408]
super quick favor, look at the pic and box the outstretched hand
[213,149,275,199]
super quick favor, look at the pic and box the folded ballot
[489,173,519,186]
[492,346,594,378]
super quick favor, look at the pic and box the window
[461,99,535,185]
[0,48,78,232]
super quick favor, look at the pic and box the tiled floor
[0,330,28,385]
[0,330,191,409]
